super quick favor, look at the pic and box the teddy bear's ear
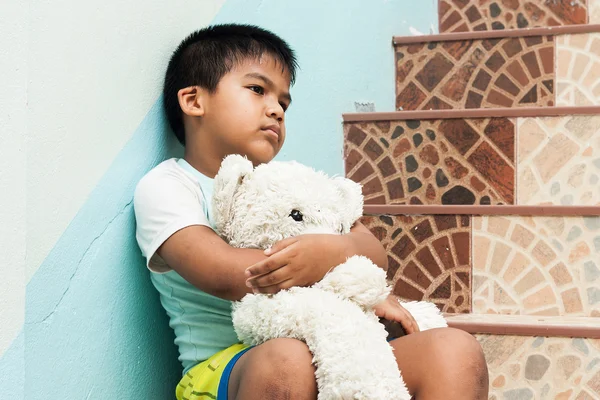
[332,177,364,231]
[212,154,254,235]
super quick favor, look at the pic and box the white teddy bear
[212,154,447,400]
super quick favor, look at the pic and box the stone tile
[473,216,600,317]
[517,116,600,206]
[592,0,600,24]
[396,36,555,110]
[361,214,471,313]
[438,0,588,33]
[343,119,515,205]
[556,33,600,106]
[478,335,600,398]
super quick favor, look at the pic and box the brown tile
[439,119,481,155]
[483,118,515,162]
[344,120,514,205]
[396,35,555,110]
[473,69,492,91]
[468,141,515,204]
[506,59,529,86]
[502,39,523,57]
[415,53,454,91]
[486,51,507,72]
[438,0,588,33]
[363,215,471,312]
[396,82,427,110]
[442,40,473,60]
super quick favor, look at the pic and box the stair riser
[344,114,600,207]
[478,334,600,399]
[394,32,600,111]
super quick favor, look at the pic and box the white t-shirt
[133,158,239,373]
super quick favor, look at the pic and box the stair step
[360,213,600,317]
[392,24,600,111]
[343,107,600,206]
[438,0,590,33]
[446,314,600,338]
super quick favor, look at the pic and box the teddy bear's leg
[313,255,390,309]
[399,300,448,331]
[232,288,411,400]
[301,292,411,400]
[231,290,310,345]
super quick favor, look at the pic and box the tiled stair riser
[438,0,588,33]
[344,114,600,207]
[395,35,555,111]
[479,335,600,398]
[473,216,600,318]
[557,33,600,106]
[518,115,600,206]
[361,214,472,313]
[395,32,600,112]
[361,213,600,318]
[344,119,516,206]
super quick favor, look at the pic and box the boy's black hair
[163,23,298,146]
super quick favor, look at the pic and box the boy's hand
[245,234,347,294]
[373,294,420,335]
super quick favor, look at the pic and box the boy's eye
[249,85,264,95]
[280,102,289,112]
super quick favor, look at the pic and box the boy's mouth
[262,124,281,141]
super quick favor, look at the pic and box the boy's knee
[242,339,317,399]
[431,328,489,387]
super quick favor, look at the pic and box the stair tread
[445,313,600,338]
[393,23,600,45]
[342,105,600,122]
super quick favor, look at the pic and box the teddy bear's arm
[313,255,390,309]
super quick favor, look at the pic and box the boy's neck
[183,147,220,179]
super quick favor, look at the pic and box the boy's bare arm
[345,221,388,271]
[245,221,388,294]
[157,225,266,301]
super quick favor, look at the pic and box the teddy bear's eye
[289,209,303,222]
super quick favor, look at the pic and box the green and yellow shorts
[176,343,252,400]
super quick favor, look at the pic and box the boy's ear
[212,155,254,236]
[178,86,205,117]
[333,177,364,231]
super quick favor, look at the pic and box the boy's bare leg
[390,327,489,399]
[228,338,318,400]
[228,328,488,400]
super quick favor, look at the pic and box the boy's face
[201,55,292,166]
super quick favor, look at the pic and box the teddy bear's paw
[314,255,390,308]
[400,300,448,331]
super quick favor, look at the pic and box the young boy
[134,23,488,400]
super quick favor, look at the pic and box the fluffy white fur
[213,154,447,400]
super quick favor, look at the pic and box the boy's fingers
[398,306,420,334]
[246,252,288,277]
[264,237,298,255]
[253,278,294,294]
[247,265,290,288]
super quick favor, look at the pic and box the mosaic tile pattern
[518,115,600,206]
[556,33,600,106]
[472,216,600,317]
[479,335,600,399]
[395,36,555,110]
[439,0,588,33]
[343,120,515,205]
[361,214,471,313]
[593,0,600,24]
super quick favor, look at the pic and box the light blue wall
[3,1,437,398]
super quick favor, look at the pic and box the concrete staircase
[344,1,600,398]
